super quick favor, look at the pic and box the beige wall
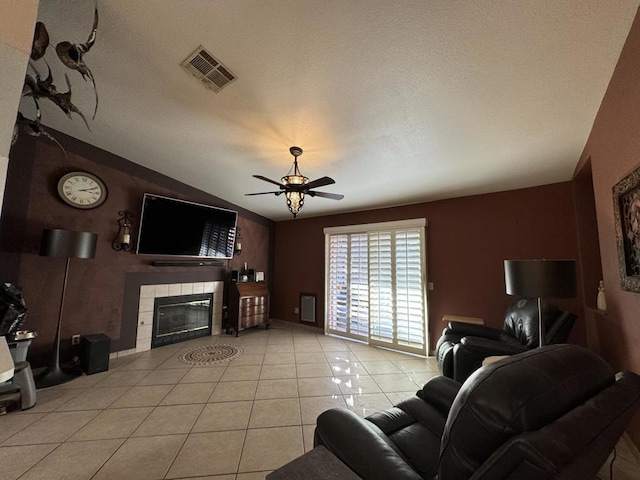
[0,1,39,213]
[576,6,640,447]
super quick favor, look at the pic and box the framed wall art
[613,164,640,292]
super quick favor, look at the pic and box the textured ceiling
[25,0,640,221]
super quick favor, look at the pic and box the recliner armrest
[447,322,503,340]
[460,336,529,356]
[315,408,423,480]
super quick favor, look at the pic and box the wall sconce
[112,210,134,251]
[234,227,242,256]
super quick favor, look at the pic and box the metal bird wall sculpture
[14,112,68,159]
[30,22,49,61]
[55,4,99,119]
[25,65,91,131]
[14,1,99,154]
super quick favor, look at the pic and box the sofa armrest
[314,408,424,480]
[448,322,503,340]
[452,338,529,382]
[546,311,577,345]
[460,336,528,356]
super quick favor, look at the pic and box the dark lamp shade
[504,260,577,298]
[40,229,98,259]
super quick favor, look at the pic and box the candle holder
[112,210,134,251]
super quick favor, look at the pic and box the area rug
[178,344,243,365]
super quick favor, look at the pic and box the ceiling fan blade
[305,176,335,190]
[308,191,344,200]
[253,175,283,187]
[245,191,283,196]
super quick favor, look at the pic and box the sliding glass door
[325,219,428,355]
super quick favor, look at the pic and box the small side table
[267,446,362,480]
[482,355,510,366]
[442,315,484,326]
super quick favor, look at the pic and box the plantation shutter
[325,219,428,355]
[395,228,425,350]
[349,233,369,338]
[327,234,348,333]
[368,232,393,344]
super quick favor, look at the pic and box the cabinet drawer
[240,315,264,329]
[240,305,266,317]
[241,296,267,308]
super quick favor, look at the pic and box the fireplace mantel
[112,272,225,359]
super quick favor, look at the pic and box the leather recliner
[436,298,576,382]
[314,344,640,480]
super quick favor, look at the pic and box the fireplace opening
[152,293,213,348]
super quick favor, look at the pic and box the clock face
[57,171,108,209]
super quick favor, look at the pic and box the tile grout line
[4,323,440,479]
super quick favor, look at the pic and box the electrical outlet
[294,307,299,314]
[71,334,80,345]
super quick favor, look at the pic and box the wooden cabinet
[227,282,270,336]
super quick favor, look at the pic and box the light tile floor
[4,320,638,479]
[0,321,438,479]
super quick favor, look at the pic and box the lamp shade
[504,260,576,298]
[40,229,98,259]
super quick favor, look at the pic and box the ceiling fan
[246,146,344,218]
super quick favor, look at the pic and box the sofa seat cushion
[365,396,448,478]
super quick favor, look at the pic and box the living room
[2,1,640,478]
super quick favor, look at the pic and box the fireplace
[125,281,224,357]
[151,293,213,348]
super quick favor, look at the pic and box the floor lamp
[504,259,576,347]
[36,229,98,388]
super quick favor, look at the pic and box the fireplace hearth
[151,293,213,348]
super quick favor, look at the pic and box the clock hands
[76,186,99,192]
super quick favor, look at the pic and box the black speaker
[231,270,239,282]
[81,333,111,375]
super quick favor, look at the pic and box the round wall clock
[57,171,108,209]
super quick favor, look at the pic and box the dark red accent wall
[574,6,640,447]
[272,182,584,352]
[0,131,274,366]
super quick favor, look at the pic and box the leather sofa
[314,344,640,480]
[436,298,576,382]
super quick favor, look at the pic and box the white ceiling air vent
[181,46,237,93]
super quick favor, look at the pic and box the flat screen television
[137,194,238,259]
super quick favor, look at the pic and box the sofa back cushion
[502,298,560,348]
[438,344,614,480]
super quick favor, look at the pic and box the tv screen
[137,194,238,259]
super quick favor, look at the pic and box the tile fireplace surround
[111,281,224,359]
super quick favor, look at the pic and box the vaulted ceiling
[26,0,640,220]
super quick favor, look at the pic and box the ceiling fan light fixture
[286,191,305,218]
[282,147,309,218]
[281,174,308,186]
[246,145,343,219]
